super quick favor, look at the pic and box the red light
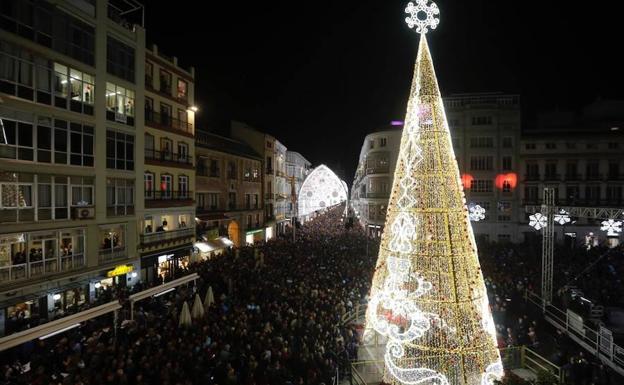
[161,182,167,191]
[461,174,473,189]
[495,173,517,190]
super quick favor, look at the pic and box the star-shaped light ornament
[554,209,571,225]
[529,213,548,230]
[601,219,623,236]
[405,0,440,34]
[468,204,486,222]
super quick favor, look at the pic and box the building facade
[285,151,311,220]
[140,45,196,284]
[518,102,624,244]
[0,0,146,336]
[195,131,265,247]
[351,93,522,241]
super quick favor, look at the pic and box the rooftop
[195,131,262,160]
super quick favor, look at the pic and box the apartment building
[285,151,311,220]
[0,0,146,336]
[195,131,265,247]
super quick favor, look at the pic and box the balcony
[0,253,86,285]
[145,75,153,89]
[524,174,541,181]
[145,190,194,208]
[145,110,193,135]
[98,247,127,264]
[543,173,561,181]
[145,149,193,168]
[565,173,581,181]
[140,227,194,246]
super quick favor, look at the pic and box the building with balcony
[195,131,265,247]
[285,151,312,220]
[351,93,522,241]
[0,0,146,336]
[231,121,289,237]
[518,100,624,244]
[140,45,196,284]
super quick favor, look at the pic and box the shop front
[245,229,264,245]
[194,237,234,260]
[141,246,192,285]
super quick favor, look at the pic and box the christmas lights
[600,219,622,236]
[529,213,548,230]
[553,209,571,225]
[469,204,486,222]
[366,2,502,383]
[297,164,347,217]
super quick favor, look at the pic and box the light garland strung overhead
[365,2,503,384]
[601,219,622,237]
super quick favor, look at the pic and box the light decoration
[529,213,548,230]
[461,173,474,190]
[468,203,486,222]
[601,219,622,237]
[297,164,348,218]
[494,173,517,190]
[554,209,571,225]
[365,2,503,383]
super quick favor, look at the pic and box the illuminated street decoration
[554,209,571,225]
[601,219,622,236]
[469,203,486,222]
[366,2,502,383]
[529,213,548,230]
[297,165,347,217]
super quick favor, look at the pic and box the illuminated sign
[107,264,133,278]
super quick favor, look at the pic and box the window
[606,186,622,202]
[228,192,236,209]
[502,137,513,148]
[566,142,576,149]
[177,79,187,100]
[266,156,273,173]
[106,82,135,120]
[368,140,374,149]
[99,225,125,255]
[379,137,387,147]
[106,179,134,216]
[470,180,493,193]
[254,194,259,209]
[545,142,556,149]
[566,186,579,201]
[178,142,189,162]
[159,70,171,94]
[227,161,237,179]
[608,142,619,150]
[160,138,173,160]
[545,162,558,179]
[144,172,154,199]
[502,181,512,193]
[471,116,492,125]
[160,174,172,198]
[145,61,153,87]
[608,162,620,178]
[178,175,189,198]
[524,186,538,202]
[245,194,251,209]
[525,143,536,150]
[526,163,539,179]
[502,156,512,171]
[70,177,94,206]
[107,37,135,82]
[160,102,172,125]
[209,159,220,177]
[566,162,578,179]
[469,137,494,148]
[470,156,493,171]
[586,161,600,178]
[247,215,252,229]
[106,129,134,170]
[0,118,34,161]
[585,185,601,202]
[586,143,598,150]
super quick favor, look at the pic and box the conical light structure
[365,32,503,385]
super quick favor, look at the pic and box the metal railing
[145,110,193,134]
[140,227,194,244]
[145,190,193,201]
[0,253,86,284]
[98,247,126,263]
[145,149,193,165]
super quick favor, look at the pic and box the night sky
[145,1,623,180]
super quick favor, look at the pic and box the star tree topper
[405,0,440,34]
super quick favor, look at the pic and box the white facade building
[285,151,311,219]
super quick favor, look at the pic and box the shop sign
[107,264,133,278]
[246,229,264,235]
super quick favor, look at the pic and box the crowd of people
[1,205,377,385]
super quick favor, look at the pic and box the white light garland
[405,0,440,34]
[469,203,486,222]
[601,219,622,237]
[529,213,548,230]
[554,209,571,225]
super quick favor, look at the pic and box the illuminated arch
[298,165,348,217]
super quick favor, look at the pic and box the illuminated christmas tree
[365,1,503,384]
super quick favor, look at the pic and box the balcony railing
[543,173,561,181]
[145,149,193,166]
[140,227,194,245]
[0,253,86,284]
[522,199,624,207]
[145,110,193,134]
[98,247,126,263]
[524,174,541,181]
[145,190,193,201]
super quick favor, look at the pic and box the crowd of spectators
[1,205,377,385]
